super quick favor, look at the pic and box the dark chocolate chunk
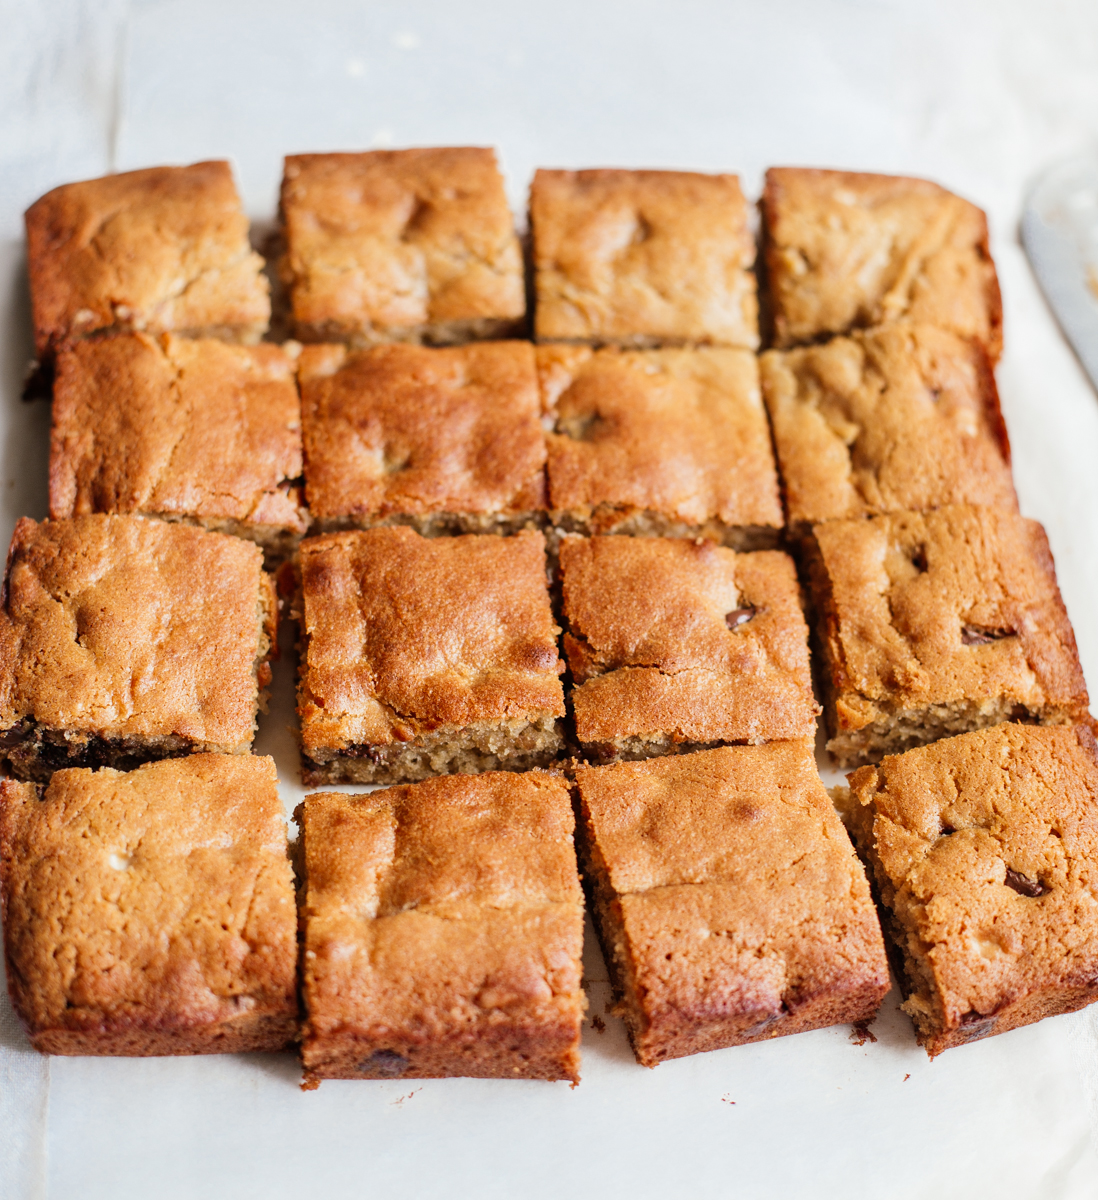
[961,624,1014,646]
[1004,867,1048,897]
[359,1049,409,1077]
[725,606,756,630]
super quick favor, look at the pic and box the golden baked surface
[762,168,1001,358]
[25,161,269,357]
[575,743,888,1066]
[539,345,782,538]
[299,341,545,524]
[560,536,818,748]
[761,326,1016,526]
[0,515,274,752]
[50,334,305,533]
[0,754,297,1055]
[531,168,758,348]
[298,527,564,753]
[280,147,525,344]
[847,725,1098,1055]
[806,506,1089,752]
[299,771,585,1080]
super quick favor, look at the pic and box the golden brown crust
[760,326,1016,527]
[297,527,564,773]
[804,506,1090,765]
[298,771,585,1081]
[280,148,524,345]
[560,536,819,750]
[0,515,275,772]
[24,161,269,358]
[846,725,1098,1055]
[539,345,782,537]
[49,334,306,540]
[574,744,889,1066]
[0,755,298,1055]
[299,341,545,525]
[762,168,1002,359]
[530,169,758,348]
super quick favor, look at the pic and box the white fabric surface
[3,1,1098,1195]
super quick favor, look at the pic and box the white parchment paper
[4,1,1098,1195]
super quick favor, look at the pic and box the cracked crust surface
[0,515,276,777]
[803,506,1090,767]
[845,724,1098,1056]
[297,527,565,783]
[539,345,782,541]
[298,771,585,1081]
[560,536,818,753]
[762,168,1002,359]
[299,341,545,528]
[49,334,306,551]
[0,754,298,1055]
[530,168,758,348]
[25,161,270,358]
[761,325,1016,527]
[280,147,525,346]
[574,743,889,1066]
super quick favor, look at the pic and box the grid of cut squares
[575,743,889,1067]
[49,333,307,563]
[842,724,1098,1057]
[299,340,545,535]
[298,770,586,1082]
[15,148,1095,1077]
[0,754,298,1056]
[280,147,525,347]
[761,167,1002,359]
[760,324,1017,529]
[539,344,783,547]
[559,535,819,761]
[24,161,270,360]
[530,168,758,349]
[802,504,1090,768]
[296,526,565,786]
[0,514,277,780]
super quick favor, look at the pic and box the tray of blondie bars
[5,8,1098,1183]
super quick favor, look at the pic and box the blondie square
[280,147,525,347]
[297,527,565,784]
[803,506,1090,767]
[0,754,298,1055]
[0,515,276,780]
[762,168,1002,359]
[760,325,1016,528]
[843,724,1098,1055]
[298,771,585,1082]
[25,161,269,359]
[560,536,819,761]
[49,333,307,562]
[530,168,758,349]
[539,345,782,546]
[574,743,889,1066]
[299,341,545,534]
